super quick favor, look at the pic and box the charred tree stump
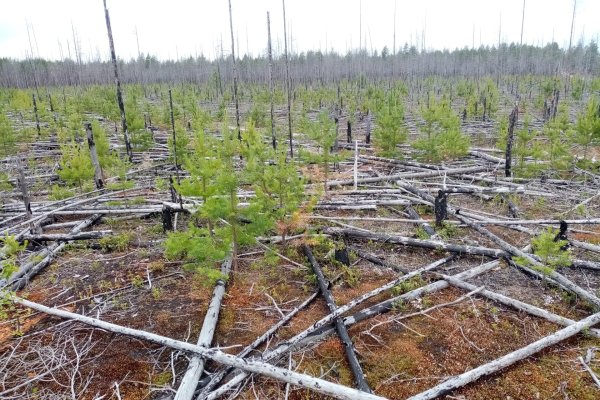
[554,220,569,250]
[347,120,352,143]
[85,122,104,189]
[505,105,518,177]
[162,204,173,232]
[103,0,133,162]
[32,93,41,136]
[302,245,372,393]
[168,176,178,203]
[434,190,448,227]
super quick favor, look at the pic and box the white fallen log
[174,258,232,400]
[407,311,600,400]
[10,295,386,400]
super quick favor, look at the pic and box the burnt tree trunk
[302,245,372,393]
[168,89,180,185]
[103,0,133,162]
[347,120,352,143]
[85,122,104,189]
[434,190,448,227]
[267,11,276,150]
[505,105,518,177]
[282,0,293,157]
[227,0,241,140]
[32,93,41,136]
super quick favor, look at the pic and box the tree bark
[303,245,372,393]
[85,122,104,189]
[174,258,231,400]
[267,11,276,150]
[505,105,518,177]
[10,296,386,400]
[407,311,600,400]
[227,0,241,140]
[103,0,132,162]
[282,0,293,157]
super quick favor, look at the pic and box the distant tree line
[1,41,598,89]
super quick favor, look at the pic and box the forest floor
[1,106,600,400]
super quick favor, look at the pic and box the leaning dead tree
[103,0,133,162]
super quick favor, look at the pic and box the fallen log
[9,295,386,400]
[303,245,371,393]
[174,258,232,400]
[327,165,491,188]
[322,226,507,259]
[439,272,600,338]
[21,230,112,242]
[407,311,600,400]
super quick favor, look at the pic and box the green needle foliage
[58,142,95,192]
[575,96,600,165]
[1,235,27,280]
[413,96,470,161]
[513,228,571,274]
[373,93,407,157]
[300,111,345,192]
[0,107,16,157]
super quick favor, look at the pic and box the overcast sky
[1,0,598,62]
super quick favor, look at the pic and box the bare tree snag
[174,258,232,400]
[32,93,41,136]
[365,110,371,144]
[168,89,181,185]
[282,0,293,157]
[227,0,241,140]
[85,122,104,189]
[9,296,386,400]
[103,0,133,162]
[347,120,352,143]
[505,105,518,177]
[407,311,600,400]
[267,11,276,150]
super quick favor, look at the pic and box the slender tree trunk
[168,89,180,185]
[85,122,104,189]
[282,0,293,157]
[227,0,241,140]
[32,93,41,137]
[267,12,276,150]
[505,105,518,177]
[103,0,132,162]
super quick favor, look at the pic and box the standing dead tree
[267,11,276,150]
[282,0,293,157]
[227,0,241,140]
[85,122,104,189]
[103,0,133,162]
[504,104,518,177]
[32,93,41,137]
